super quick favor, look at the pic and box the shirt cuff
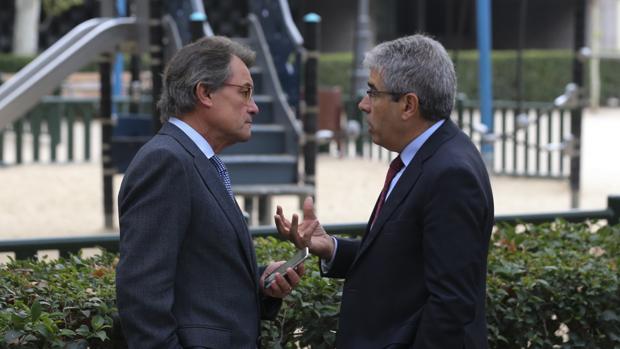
[320,236,338,273]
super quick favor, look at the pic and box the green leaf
[30,299,42,322]
[75,324,90,337]
[60,328,76,337]
[93,330,108,341]
[91,315,104,330]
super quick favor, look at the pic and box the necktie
[210,155,235,200]
[371,155,405,228]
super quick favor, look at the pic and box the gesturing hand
[274,197,334,260]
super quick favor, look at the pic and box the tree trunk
[12,0,41,56]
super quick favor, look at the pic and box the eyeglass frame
[195,82,254,104]
[365,88,411,102]
[221,83,254,104]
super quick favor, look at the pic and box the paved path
[1,108,618,238]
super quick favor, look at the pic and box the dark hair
[157,36,255,121]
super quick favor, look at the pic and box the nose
[248,98,259,115]
[358,95,370,113]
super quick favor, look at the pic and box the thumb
[303,196,316,220]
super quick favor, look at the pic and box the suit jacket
[116,122,280,349]
[325,120,494,349]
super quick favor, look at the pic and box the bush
[0,254,119,348]
[1,222,618,348]
[487,221,620,349]
[318,50,620,104]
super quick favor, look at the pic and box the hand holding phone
[264,247,309,289]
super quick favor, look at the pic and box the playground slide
[0,17,141,130]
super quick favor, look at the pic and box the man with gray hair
[276,34,494,348]
[116,36,304,348]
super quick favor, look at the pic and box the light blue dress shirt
[169,117,215,160]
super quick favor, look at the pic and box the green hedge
[318,51,620,104]
[1,221,619,348]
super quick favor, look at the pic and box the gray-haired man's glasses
[365,89,408,101]
[222,83,254,103]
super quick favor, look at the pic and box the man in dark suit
[116,36,304,349]
[276,34,494,348]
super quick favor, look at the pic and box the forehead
[368,68,384,87]
[228,55,252,83]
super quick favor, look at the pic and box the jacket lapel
[160,123,258,284]
[353,120,460,267]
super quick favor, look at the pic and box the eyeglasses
[222,83,254,103]
[365,88,408,101]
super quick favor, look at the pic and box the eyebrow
[367,82,377,89]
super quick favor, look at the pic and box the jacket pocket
[177,325,231,349]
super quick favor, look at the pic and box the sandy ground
[1,108,619,239]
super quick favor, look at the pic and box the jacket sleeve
[257,265,283,320]
[116,148,191,349]
[413,166,491,349]
[321,237,361,279]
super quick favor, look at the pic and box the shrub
[0,222,618,348]
[0,254,119,348]
[487,221,619,349]
[318,50,620,104]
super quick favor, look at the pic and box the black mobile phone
[264,247,309,288]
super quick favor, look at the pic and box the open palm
[274,197,334,260]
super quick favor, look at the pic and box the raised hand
[274,197,334,260]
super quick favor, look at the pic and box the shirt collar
[169,117,215,159]
[400,119,445,166]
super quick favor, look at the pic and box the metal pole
[476,0,494,168]
[516,0,528,114]
[608,195,620,225]
[349,0,371,102]
[190,11,207,41]
[570,0,586,208]
[100,54,114,229]
[303,13,320,188]
[150,0,163,131]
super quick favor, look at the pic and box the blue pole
[112,0,127,115]
[477,0,493,166]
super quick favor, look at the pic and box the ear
[195,82,214,108]
[401,93,419,120]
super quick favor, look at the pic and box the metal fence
[0,96,150,166]
[343,98,575,179]
[1,195,618,261]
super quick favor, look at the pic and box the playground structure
[0,0,595,231]
[0,0,317,228]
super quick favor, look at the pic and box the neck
[177,111,225,154]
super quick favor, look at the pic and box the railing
[343,97,575,179]
[1,195,618,261]
[250,0,304,115]
[0,96,150,166]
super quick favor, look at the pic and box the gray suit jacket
[116,122,279,349]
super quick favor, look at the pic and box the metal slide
[0,17,141,130]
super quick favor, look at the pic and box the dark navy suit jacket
[325,120,494,349]
[116,122,279,349]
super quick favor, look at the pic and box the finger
[274,215,288,237]
[295,262,306,277]
[275,205,291,228]
[285,266,302,287]
[289,214,304,248]
[273,273,292,294]
[303,196,316,220]
[302,220,319,247]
